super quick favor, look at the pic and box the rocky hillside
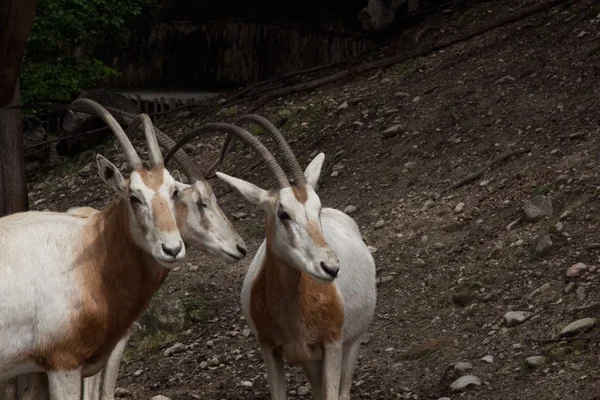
[27,0,600,398]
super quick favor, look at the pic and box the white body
[241,208,376,343]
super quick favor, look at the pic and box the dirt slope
[29,0,600,398]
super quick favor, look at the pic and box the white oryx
[0,99,189,399]
[167,116,377,400]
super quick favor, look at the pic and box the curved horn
[125,113,163,168]
[165,123,290,188]
[70,99,142,169]
[236,114,306,185]
[106,107,201,182]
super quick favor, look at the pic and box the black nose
[321,262,340,278]
[236,244,247,257]
[162,242,182,258]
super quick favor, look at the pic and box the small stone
[381,275,393,283]
[567,262,587,277]
[232,212,248,220]
[555,222,564,233]
[189,265,199,272]
[534,235,553,256]
[529,283,551,300]
[382,124,403,137]
[367,246,378,254]
[481,355,494,363]
[200,361,209,369]
[479,179,490,186]
[297,386,310,396]
[241,381,253,388]
[395,91,410,97]
[423,199,435,210]
[565,282,576,294]
[576,286,587,302]
[454,202,465,213]
[206,340,214,347]
[374,220,385,229]
[523,195,553,222]
[412,96,422,103]
[210,357,220,366]
[332,163,345,171]
[433,242,445,250]
[151,396,171,400]
[163,343,185,357]
[404,161,417,170]
[133,369,143,377]
[415,258,426,267]
[450,375,481,391]
[560,318,597,337]
[525,356,547,368]
[578,31,588,38]
[115,388,131,398]
[344,205,357,214]
[337,101,349,111]
[503,311,532,327]
[331,170,340,177]
[496,75,516,84]
[242,328,252,338]
[586,243,600,250]
[454,362,472,373]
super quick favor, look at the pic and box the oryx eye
[129,196,141,205]
[278,211,291,221]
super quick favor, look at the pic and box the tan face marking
[307,221,327,248]
[152,196,177,232]
[136,168,164,192]
[292,185,308,204]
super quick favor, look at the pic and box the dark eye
[129,196,141,205]
[172,189,179,200]
[278,211,291,221]
[197,201,208,210]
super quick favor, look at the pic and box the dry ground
[28,0,600,398]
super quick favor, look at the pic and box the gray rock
[241,381,253,388]
[232,212,248,220]
[344,205,357,214]
[133,369,143,377]
[534,235,553,256]
[151,396,172,400]
[433,242,445,250]
[480,355,494,363]
[496,75,516,84]
[200,361,209,369]
[450,375,481,391]
[395,91,410,97]
[528,283,552,300]
[382,124,403,138]
[140,296,186,336]
[454,202,465,213]
[374,220,385,229]
[576,286,587,302]
[164,343,186,357]
[454,362,472,373]
[503,311,532,327]
[523,195,553,222]
[567,263,587,277]
[242,328,252,338]
[210,357,220,366]
[331,170,340,177]
[525,356,546,368]
[565,282,576,294]
[337,101,349,111]
[560,318,597,337]
[555,222,564,233]
[297,386,310,396]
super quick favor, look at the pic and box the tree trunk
[0,81,28,216]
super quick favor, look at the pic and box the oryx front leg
[322,341,343,400]
[260,344,286,399]
[100,331,132,400]
[339,340,361,400]
[47,369,81,400]
[301,360,323,400]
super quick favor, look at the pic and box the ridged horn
[69,99,142,169]
[125,113,163,168]
[106,107,201,182]
[165,123,290,188]
[235,114,306,185]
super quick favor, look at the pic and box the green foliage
[20,0,161,104]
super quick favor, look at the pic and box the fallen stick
[446,147,531,191]
[529,336,600,344]
[568,302,600,313]
[246,0,578,113]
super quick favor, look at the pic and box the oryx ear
[171,169,182,182]
[97,154,126,193]
[304,153,325,189]
[216,172,269,208]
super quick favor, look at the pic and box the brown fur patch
[137,168,164,192]
[175,191,190,238]
[152,196,177,232]
[292,185,308,204]
[249,217,344,364]
[30,200,169,371]
[307,221,328,248]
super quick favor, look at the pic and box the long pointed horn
[106,107,201,182]
[70,99,142,169]
[235,114,306,185]
[125,113,163,168]
[165,123,290,189]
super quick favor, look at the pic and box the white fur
[0,155,186,400]
[222,153,377,400]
